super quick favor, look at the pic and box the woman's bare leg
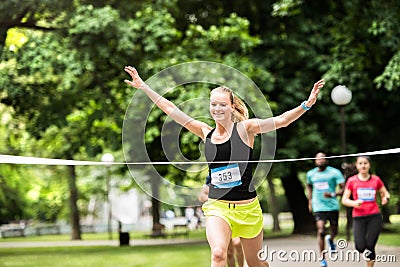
[240,230,269,267]
[206,216,232,267]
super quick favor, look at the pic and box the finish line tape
[0,148,399,166]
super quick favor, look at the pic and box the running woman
[342,156,390,267]
[124,65,324,267]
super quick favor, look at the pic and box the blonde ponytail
[210,86,249,122]
[232,95,248,122]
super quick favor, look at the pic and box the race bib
[314,181,329,191]
[357,188,376,201]
[210,164,242,188]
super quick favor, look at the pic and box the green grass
[0,226,291,243]
[0,229,209,243]
[0,244,211,267]
[334,214,400,247]
[380,214,400,246]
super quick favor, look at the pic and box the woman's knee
[212,247,227,263]
[355,243,366,253]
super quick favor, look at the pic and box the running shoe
[320,259,327,267]
[325,235,337,252]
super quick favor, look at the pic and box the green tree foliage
[0,0,73,56]
[0,164,32,224]
[0,106,34,223]
[0,0,399,235]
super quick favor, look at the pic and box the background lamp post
[331,85,352,240]
[101,153,114,240]
[331,85,352,161]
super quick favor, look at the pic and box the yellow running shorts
[202,197,263,239]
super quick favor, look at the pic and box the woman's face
[210,91,234,122]
[356,157,370,175]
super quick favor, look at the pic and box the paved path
[0,235,398,267]
[262,235,399,267]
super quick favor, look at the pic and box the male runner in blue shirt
[307,152,345,267]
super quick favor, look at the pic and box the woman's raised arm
[244,79,325,135]
[124,66,211,139]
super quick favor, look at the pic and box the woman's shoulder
[348,174,358,180]
[370,174,381,179]
[346,175,358,183]
[370,174,383,183]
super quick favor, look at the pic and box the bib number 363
[211,164,242,188]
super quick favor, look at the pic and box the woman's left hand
[381,197,389,206]
[305,79,325,107]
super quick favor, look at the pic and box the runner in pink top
[342,156,390,267]
[346,174,383,217]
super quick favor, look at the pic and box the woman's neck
[211,122,234,144]
[215,121,234,135]
[357,173,371,181]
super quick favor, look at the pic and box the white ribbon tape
[1,148,399,166]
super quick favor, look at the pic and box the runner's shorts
[202,197,263,239]
[314,211,339,226]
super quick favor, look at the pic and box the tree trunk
[67,164,81,240]
[280,164,315,234]
[151,175,162,236]
[267,175,281,232]
[0,27,7,58]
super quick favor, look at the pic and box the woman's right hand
[353,199,363,208]
[124,66,145,89]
